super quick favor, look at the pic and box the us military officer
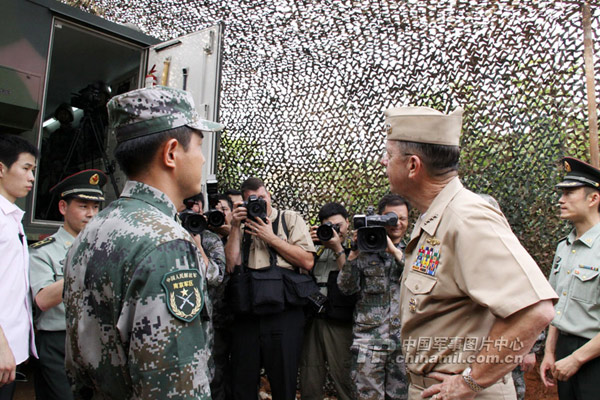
[29,169,106,400]
[63,86,224,399]
[380,106,557,400]
[540,157,600,400]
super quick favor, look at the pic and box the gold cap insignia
[564,161,571,172]
[90,173,100,185]
[384,123,392,136]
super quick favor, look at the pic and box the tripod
[43,108,120,219]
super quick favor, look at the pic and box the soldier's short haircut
[395,140,460,177]
[114,126,199,178]
[318,202,348,222]
[0,134,38,169]
[377,194,410,215]
[240,177,265,197]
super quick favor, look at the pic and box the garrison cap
[384,106,463,146]
[107,86,224,144]
[556,157,600,190]
[50,169,107,201]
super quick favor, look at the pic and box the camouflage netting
[65,0,600,275]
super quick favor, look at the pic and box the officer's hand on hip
[422,372,476,400]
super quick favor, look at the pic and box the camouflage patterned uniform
[512,330,546,400]
[198,228,232,400]
[63,181,212,399]
[337,245,408,400]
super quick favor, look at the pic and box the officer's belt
[407,371,510,390]
[406,371,440,389]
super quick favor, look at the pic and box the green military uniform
[550,224,600,339]
[63,86,224,399]
[299,246,354,400]
[337,244,408,400]
[30,227,75,400]
[30,227,74,330]
[549,157,600,400]
[200,229,231,400]
[30,169,107,400]
[64,181,212,398]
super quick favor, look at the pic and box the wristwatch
[333,249,345,260]
[462,367,485,393]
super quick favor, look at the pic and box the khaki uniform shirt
[244,207,315,270]
[400,178,557,375]
[549,223,600,339]
[29,226,75,331]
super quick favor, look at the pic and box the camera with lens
[242,195,268,222]
[353,206,398,253]
[71,82,110,111]
[179,210,225,235]
[179,209,208,235]
[316,221,341,242]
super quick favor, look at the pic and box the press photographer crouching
[299,202,356,400]
[225,177,316,400]
[337,194,410,399]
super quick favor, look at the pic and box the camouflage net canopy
[68,0,600,274]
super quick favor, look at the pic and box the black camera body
[179,209,208,235]
[243,195,268,222]
[353,207,398,253]
[316,221,341,242]
[179,209,225,235]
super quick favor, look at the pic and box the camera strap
[267,211,283,268]
[241,231,252,268]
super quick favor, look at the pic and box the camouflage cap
[107,86,224,144]
[50,169,107,201]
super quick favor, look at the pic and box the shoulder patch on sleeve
[30,236,55,249]
[161,269,204,322]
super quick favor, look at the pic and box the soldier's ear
[161,138,179,169]
[58,199,68,216]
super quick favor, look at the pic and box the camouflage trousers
[350,340,408,400]
[512,366,525,400]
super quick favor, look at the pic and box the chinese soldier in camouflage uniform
[29,169,106,400]
[337,194,409,400]
[63,86,224,399]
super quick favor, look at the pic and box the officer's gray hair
[393,140,460,177]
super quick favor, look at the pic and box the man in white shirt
[0,134,39,400]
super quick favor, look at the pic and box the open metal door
[146,23,224,193]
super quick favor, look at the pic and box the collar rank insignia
[161,269,204,322]
[411,244,441,276]
[426,237,440,246]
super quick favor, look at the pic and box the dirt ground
[523,360,558,400]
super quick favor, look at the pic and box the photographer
[225,177,315,400]
[181,193,230,400]
[299,202,354,400]
[337,194,409,399]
